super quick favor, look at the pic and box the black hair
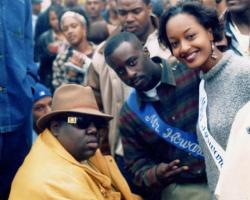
[87,21,109,45]
[104,32,142,61]
[116,0,150,5]
[48,5,65,28]
[48,4,65,17]
[142,0,151,5]
[158,1,223,52]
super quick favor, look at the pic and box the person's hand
[69,51,87,68]
[156,160,189,184]
[47,42,59,54]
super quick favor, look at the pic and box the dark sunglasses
[64,116,107,130]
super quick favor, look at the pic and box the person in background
[52,9,94,91]
[202,0,227,15]
[221,0,250,56]
[0,0,38,199]
[84,0,117,35]
[215,97,250,199]
[34,0,63,55]
[104,32,210,200]
[32,0,43,39]
[84,0,106,22]
[34,0,83,62]
[36,5,66,92]
[167,0,224,16]
[32,83,52,140]
[87,20,110,45]
[150,0,164,19]
[215,0,227,16]
[9,84,141,200]
[102,0,120,26]
[64,0,80,8]
[158,1,250,198]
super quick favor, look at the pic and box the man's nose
[126,67,136,79]
[126,12,135,22]
[45,105,51,114]
[86,123,98,135]
[41,105,51,115]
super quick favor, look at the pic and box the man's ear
[146,3,152,15]
[50,120,61,137]
[143,47,150,58]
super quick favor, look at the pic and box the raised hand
[156,160,189,184]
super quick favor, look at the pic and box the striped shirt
[119,58,206,188]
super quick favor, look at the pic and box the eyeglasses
[64,116,106,130]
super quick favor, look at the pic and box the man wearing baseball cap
[9,84,141,200]
[32,83,52,139]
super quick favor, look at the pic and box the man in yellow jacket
[9,84,141,200]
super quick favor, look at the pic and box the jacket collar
[135,57,176,108]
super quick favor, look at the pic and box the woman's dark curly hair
[158,1,223,53]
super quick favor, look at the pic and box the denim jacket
[0,0,38,132]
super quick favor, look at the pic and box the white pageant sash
[198,80,225,171]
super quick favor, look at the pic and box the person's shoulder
[120,101,132,114]
[120,99,139,121]
[91,41,111,72]
[94,41,106,56]
[10,151,60,193]
[38,29,52,41]
[228,51,250,70]
[223,52,250,91]
[14,168,93,199]
[232,55,250,73]
[36,7,50,27]
[234,55,250,67]
[91,41,106,67]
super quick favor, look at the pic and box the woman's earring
[143,47,150,58]
[211,42,217,60]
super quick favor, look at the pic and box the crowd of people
[0,0,250,199]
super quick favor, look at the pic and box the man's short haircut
[142,0,150,5]
[116,0,150,5]
[87,21,109,45]
[104,32,142,60]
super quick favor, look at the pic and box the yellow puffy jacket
[9,129,142,200]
